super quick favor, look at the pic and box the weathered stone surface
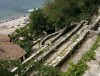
[87,30,98,38]
[50,30,89,67]
[43,21,86,66]
[83,47,100,76]
[40,31,60,47]
[90,16,100,30]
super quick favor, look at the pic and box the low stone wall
[97,26,100,35]
[87,30,99,38]
[54,17,100,67]
[40,31,61,47]
[32,38,41,46]
[55,30,89,67]
[36,20,86,62]
[10,20,86,73]
[90,16,100,30]
[11,16,100,74]
[51,25,76,43]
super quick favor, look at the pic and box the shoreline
[0,15,30,35]
[0,14,29,24]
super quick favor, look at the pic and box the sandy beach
[0,16,29,35]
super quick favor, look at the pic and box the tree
[44,0,100,29]
[29,9,49,36]
[44,0,66,30]
[0,60,22,76]
[0,67,14,76]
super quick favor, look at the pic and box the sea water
[0,0,45,20]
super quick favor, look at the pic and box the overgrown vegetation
[7,0,100,76]
[25,62,61,76]
[64,36,100,76]
[9,24,34,53]
[9,9,53,53]
[0,60,61,76]
[9,0,100,53]
[20,61,61,76]
[29,9,52,36]
[44,0,100,29]
[0,60,22,76]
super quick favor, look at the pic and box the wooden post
[22,56,25,61]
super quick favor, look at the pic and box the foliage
[0,67,14,76]
[0,59,61,76]
[29,9,52,36]
[65,36,100,76]
[29,62,61,76]
[8,0,100,75]
[13,60,61,76]
[9,9,52,53]
[44,0,100,30]
[9,0,100,53]
[0,60,22,76]
[9,24,34,53]
[15,40,33,53]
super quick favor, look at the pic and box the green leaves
[65,36,100,76]
[0,67,14,76]
[28,62,61,76]
[29,9,48,35]
[44,0,99,29]
[0,60,22,76]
